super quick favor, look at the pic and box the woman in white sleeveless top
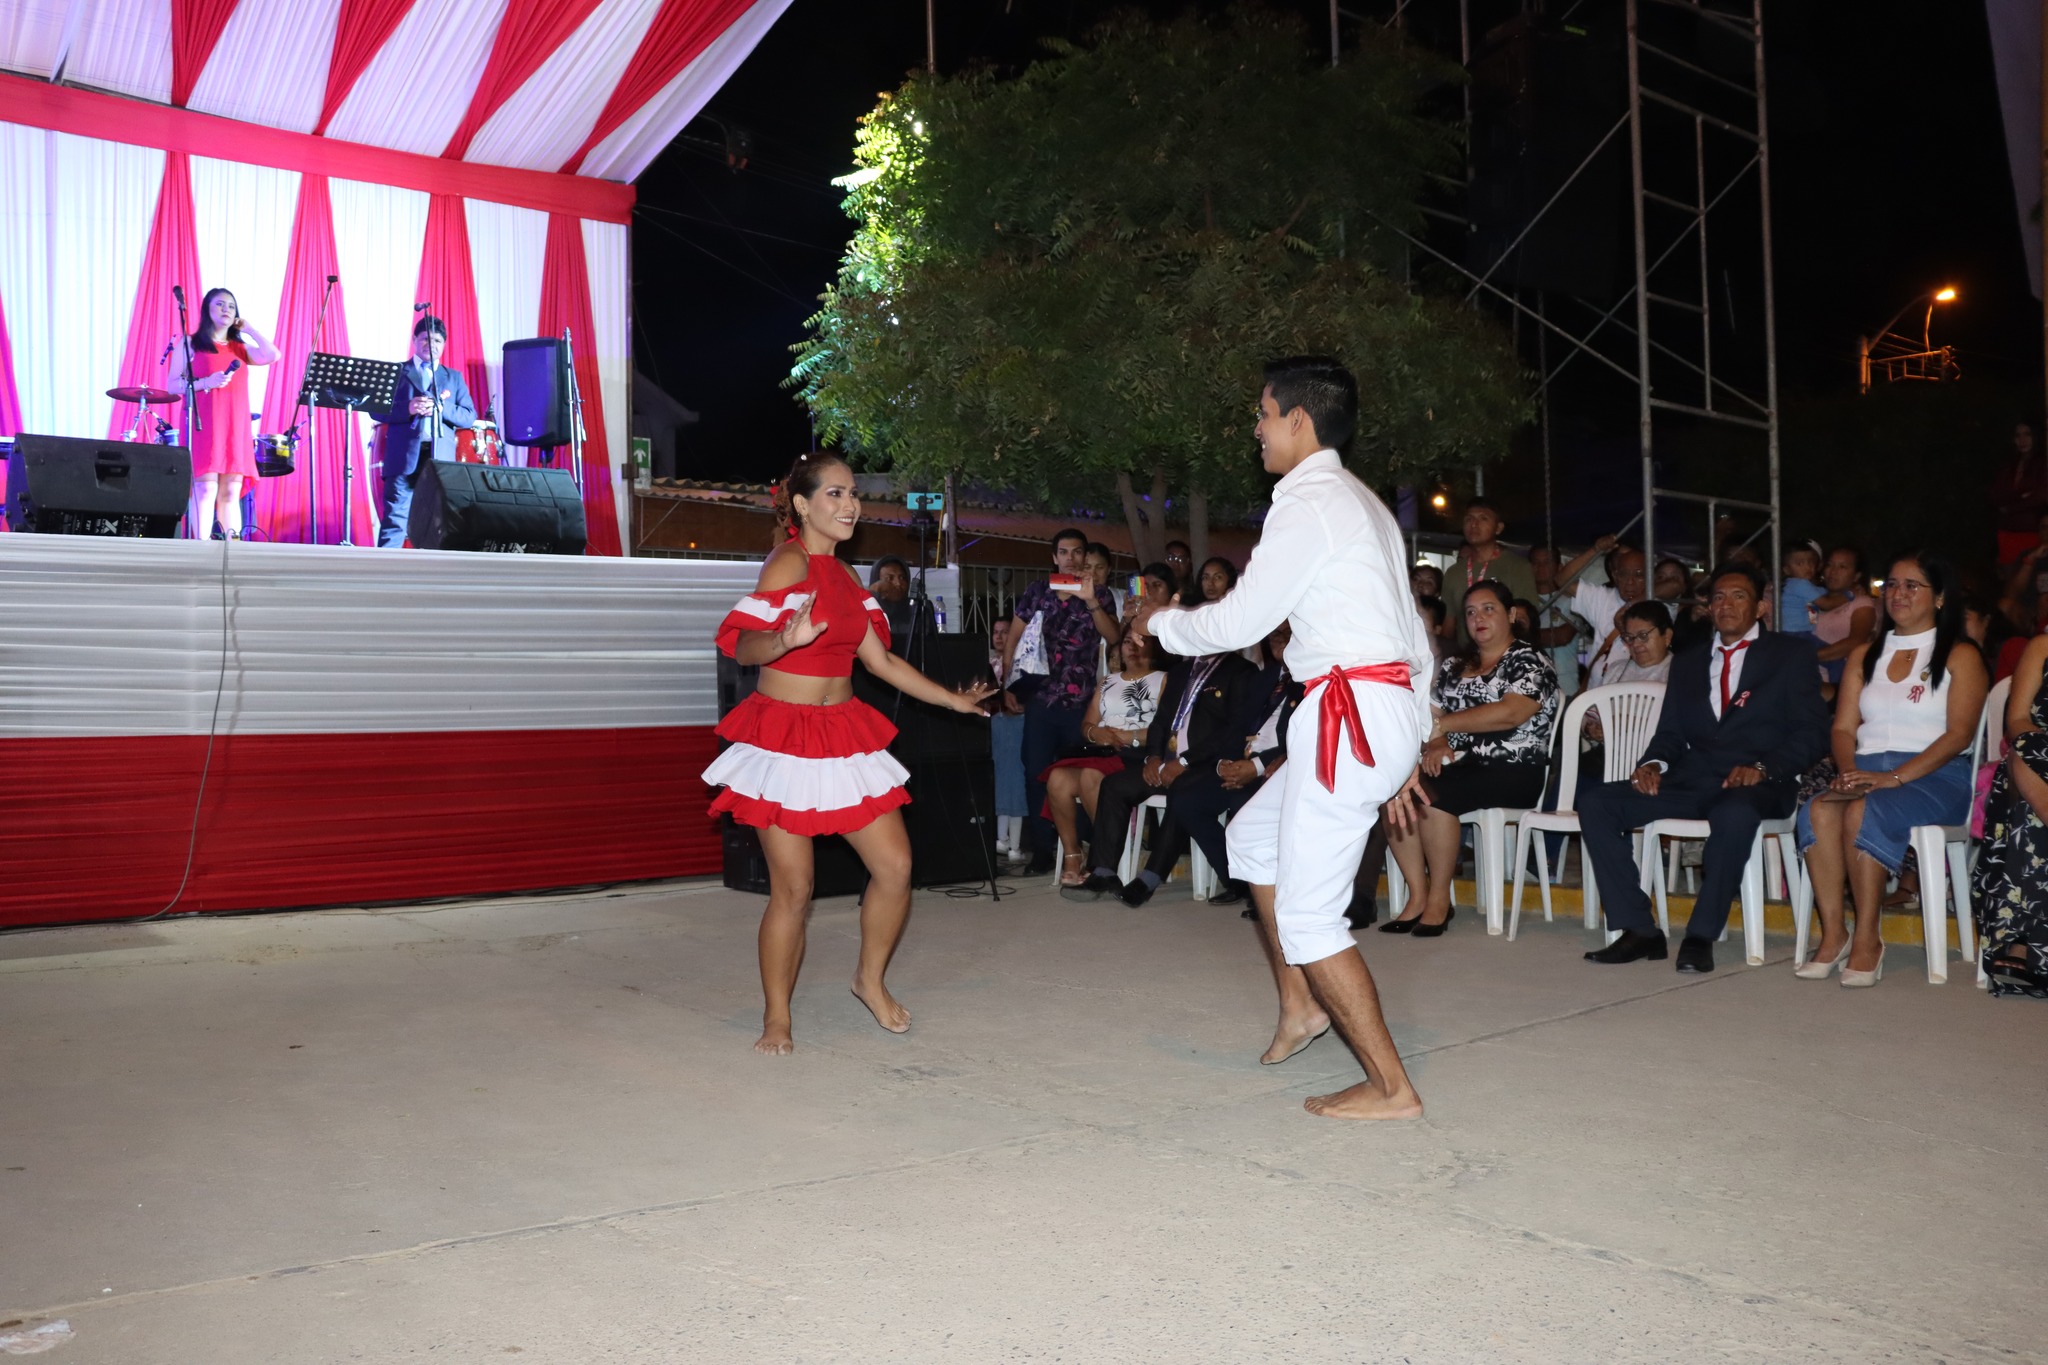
[1795,554,1987,985]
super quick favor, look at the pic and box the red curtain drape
[413,194,490,418]
[169,0,244,108]
[536,212,620,556]
[442,0,603,161]
[316,0,418,136]
[249,175,375,546]
[561,0,755,173]
[110,152,203,442]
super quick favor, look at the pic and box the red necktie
[1718,640,1751,716]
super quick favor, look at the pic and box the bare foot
[1260,1011,1331,1065]
[1303,1080,1424,1121]
[850,980,910,1034]
[754,1022,794,1056]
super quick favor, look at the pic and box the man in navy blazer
[374,314,477,548]
[1578,562,1829,972]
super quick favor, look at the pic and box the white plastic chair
[1508,682,1668,939]
[1188,810,1226,901]
[1462,702,1569,934]
[1794,677,2006,984]
[1049,794,1170,891]
[1639,812,1799,966]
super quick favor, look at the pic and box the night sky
[630,0,2038,491]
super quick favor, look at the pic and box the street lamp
[1858,286,1959,394]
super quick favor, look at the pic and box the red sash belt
[1301,663,1415,792]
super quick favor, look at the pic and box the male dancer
[1132,357,1434,1121]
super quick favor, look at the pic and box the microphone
[413,301,431,312]
[171,284,185,307]
[160,338,175,366]
[326,274,339,284]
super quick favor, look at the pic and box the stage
[0,535,753,928]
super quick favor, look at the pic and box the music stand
[301,353,401,547]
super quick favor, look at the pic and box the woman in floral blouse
[1382,580,1560,936]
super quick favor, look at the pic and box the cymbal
[106,386,182,405]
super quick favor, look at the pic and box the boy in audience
[1779,540,1823,637]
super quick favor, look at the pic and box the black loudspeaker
[716,654,871,899]
[900,757,996,887]
[854,631,997,761]
[502,337,572,447]
[4,434,190,537]
[407,460,587,554]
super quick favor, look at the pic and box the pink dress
[181,341,256,480]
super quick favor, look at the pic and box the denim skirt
[1795,750,1973,875]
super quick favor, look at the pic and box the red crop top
[715,552,891,677]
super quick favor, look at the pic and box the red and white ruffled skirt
[704,693,911,836]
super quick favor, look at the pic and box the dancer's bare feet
[850,979,910,1034]
[1260,1010,1331,1065]
[754,1020,794,1055]
[1304,1080,1424,1121]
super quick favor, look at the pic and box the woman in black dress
[1382,580,1560,936]
[1974,631,2048,996]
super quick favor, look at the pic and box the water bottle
[933,596,948,631]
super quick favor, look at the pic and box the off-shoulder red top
[715,552,891,677]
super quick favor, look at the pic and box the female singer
[173,287,279,540]
[707,452,995,1055]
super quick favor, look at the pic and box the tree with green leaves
[791,4,1531,565]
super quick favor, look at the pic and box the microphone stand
[563,325,585,495]
[174,288,201,538]
[299,275,337,544]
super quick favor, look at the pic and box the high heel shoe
[1793,942,1851,980]
[1376,915,1419,934]
[1409,906,1456,939]
[1840,944,1885,988]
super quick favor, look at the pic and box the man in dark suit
[1064,648,1257,907]
[375,314,477,549]
[1578,563,1829,973]
[1169,623,1299,907]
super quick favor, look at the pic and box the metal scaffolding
[1347,0,1782,571]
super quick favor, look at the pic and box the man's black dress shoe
[1060,873,1118,903]
[1208,881,1246,906]
[1675,936,1715,974]
[1119,878,1155,908]
[1584,928,1668,963]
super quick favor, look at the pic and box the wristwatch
[1751,761,1769,780]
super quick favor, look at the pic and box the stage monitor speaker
[4,434,190,537]
[501,337,572,447]
[408,459,587,554]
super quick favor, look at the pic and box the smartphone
[1129,573,1145,600]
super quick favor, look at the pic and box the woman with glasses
[1795,554,1987,986]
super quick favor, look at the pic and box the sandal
[1059,851,1087,887]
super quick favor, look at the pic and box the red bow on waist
[1301,664,1415,792]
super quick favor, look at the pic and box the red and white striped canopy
[0,0,790,181]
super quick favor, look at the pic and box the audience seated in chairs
[1166,621,1300,907]
[1974,629,2048,995]
[1382,580,1560,937]
[1046,628,1169,888]
[1579,563,1830,974]
[1795,554,1986,986]
[1063,637,1258,908]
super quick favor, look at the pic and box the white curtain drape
[191,157,300,423]
[0,0,71,78]
[573,0,790,180]
[328,175,429,364]
[326,0,510,157]
[60,0,171,104]
[186,0,345,134]
[581,215,628,548]
[462,195,546,436]
[466,0,660,174]
[0,121,49,437]
[50,131,161,440]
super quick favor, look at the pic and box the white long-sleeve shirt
[1149,449,1435,745]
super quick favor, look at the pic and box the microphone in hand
[159,338,175,366]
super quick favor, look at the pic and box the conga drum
[455,420,502,465]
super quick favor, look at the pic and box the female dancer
[173,287,279,540]
[707,453,994,1054]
